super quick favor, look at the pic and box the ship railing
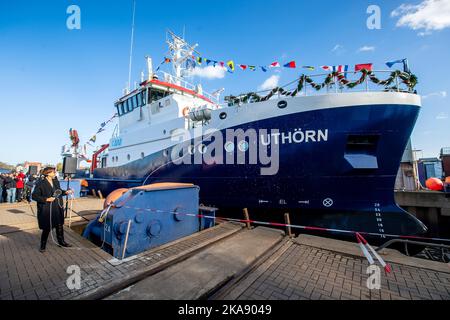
[223,70,417,107]
[156,71,219,103]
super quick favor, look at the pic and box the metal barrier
[375,238,450,262]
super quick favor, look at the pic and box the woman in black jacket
[32,167,73,252]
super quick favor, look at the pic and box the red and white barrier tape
[113,205,450,244]
[356,232,375,265]
[356,233,392,273]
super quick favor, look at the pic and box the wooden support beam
[243,208,251,230]
[284,213,293,237]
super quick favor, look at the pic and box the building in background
[395,140,417,191]
[441,147,450,179]
[417,158,443,187]
[22,161,43,175]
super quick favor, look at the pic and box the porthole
[238,141,249,152]
[127,154,131,161]
[224,142,235,153]
[141,152,145,159]
[163,150,169,157]
[277,100,288,109]
[163,130,167,135]
[219,112,227,120]
[188,145,195,155]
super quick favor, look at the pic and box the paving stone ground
[2,200,450,300]
[0,201,242,300]
[221,240,450,300]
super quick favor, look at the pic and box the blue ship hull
[87,104,427,238]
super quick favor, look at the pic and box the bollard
[97,190,104,200]
[92,189,97,198]
[243,208,251,230]
[284,213,293,237]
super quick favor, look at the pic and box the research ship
[82,32,427,239]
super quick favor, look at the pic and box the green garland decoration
[225,70,418,105]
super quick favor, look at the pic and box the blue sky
[0,0,449,166]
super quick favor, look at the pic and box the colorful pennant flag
[186,59,196,70]
[283,61,296,68]
[227,60,235,72]
[187,54,379,77]
[332,65,344,72]
[355,63,373,72]
[333,65,349,77]
[386,58,409,73]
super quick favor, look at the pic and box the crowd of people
[0,171,39,203]
[1,167,73,251]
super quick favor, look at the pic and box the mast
[166,30,199,85]
[127,0,137,93]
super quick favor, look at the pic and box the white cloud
[189,66,227,79]
[258,75,280,91]
[436,112,449,120]
[358,46,375,52]
[418,30,433,36]
[422,91,447,99]
[331,44,344,53]
[391,0,450,34]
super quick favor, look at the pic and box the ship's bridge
[114,72,219,135]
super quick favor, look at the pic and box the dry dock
[0,198,449,300]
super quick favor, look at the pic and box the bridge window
[148,89,167,104]
[131,95,137,109]
[137,93,142,108]
[127,99,133,112]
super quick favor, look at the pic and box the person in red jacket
[16,171,26,202]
